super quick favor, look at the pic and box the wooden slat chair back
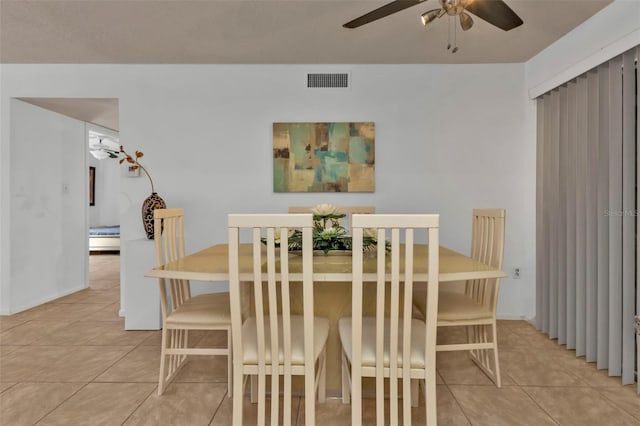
[154,208,232,396]
[288,205,375,232]
[228,214,329,426]
[436,208,506,387]
[339,214,440,426]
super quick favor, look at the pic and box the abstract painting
[273,122,375,192]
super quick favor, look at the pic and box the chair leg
[227,329,233,396]
[424,376,437,426]
[232,367,244,426]
[492,322,502,388]
[411,379,419,407]
[250,375,258,403]
[318,347,327,403]
[341,349,350,404]
[157,327,168,396]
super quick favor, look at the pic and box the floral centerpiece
[273,203,387,255]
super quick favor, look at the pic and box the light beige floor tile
[499,349,586,386]
[174,355,228,383]
[436,385,470,425]
[75,291,120,304]
[436,351,515,386]
[449,385,557,426]
[541,350,627,387]
[0,320,74,345]
[89,279,120,290]
[81,303,123,322]
[96,345,161,383]
[211,393,300,426]
[140,331,163,346]
[0,317,28,333]
[28,303,109,322]
[0,345,133,382]
[85,324,154,346]
[0,345,21,357]
[37,383,155,426]
[32,321,117,346]
[297,385,465,425]
[524,386,640,426]
[305,398,351,425]
[0,382,16,393]
[124,382,226,425]
[195,330,229,348]
[598,385,640,421]
[0,382,85,425]
[50,289,92,304]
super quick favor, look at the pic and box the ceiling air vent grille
[307,73,349,88]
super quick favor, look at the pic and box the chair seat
[338,317,427,369]
[166,292,231,328]
[241,315,329,365]
[437,291,492,321]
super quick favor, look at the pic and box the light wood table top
[145,243,507,282]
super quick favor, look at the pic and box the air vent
[307,73,349,88]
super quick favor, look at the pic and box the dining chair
[288,205,375,232]
[153,208,232,396]
[339,214,440,426]
[415,208,505,387]
[228,213,329,426]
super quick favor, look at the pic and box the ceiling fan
[89,137,120,160]
[343,0,523,51]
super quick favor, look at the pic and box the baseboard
[0,285,88,315]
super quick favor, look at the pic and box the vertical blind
[536,45,638,384]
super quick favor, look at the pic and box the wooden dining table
[145,243,507,396]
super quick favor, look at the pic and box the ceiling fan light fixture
[421,9,441,26]
[459,11,473,31]
[90,149,111,160]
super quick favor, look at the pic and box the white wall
[0,64,536,319]
[5,99,88,313]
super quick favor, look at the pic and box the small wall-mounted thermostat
[127,166,140,177]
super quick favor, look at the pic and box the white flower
[364,228,378,240]
[311,203,338,216]
[319,228,339,239]
[273,228,295,244]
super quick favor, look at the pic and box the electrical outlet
[513,267,520,279]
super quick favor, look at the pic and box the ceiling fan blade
[459,11,473,31]
[464,0,523,31]
[421,8,443,26]
[344,0,427,29]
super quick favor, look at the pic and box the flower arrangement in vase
[119,145,166,240]
[276,203,387,255]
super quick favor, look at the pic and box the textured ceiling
[1,0,612,65]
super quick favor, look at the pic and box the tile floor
[1,254,638,425]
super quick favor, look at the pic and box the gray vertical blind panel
[549,91,560,339]
[542,94,553,333]
[558,87,568,345]
[536,98,545,329]
[607,56,623,376]
[536,99,545,330]
[596,63,610,369]
[575,75,588,357]
[621,48,637,384]
[536,46,638,382]
[566,81,577,350]
[585,70,599,362]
